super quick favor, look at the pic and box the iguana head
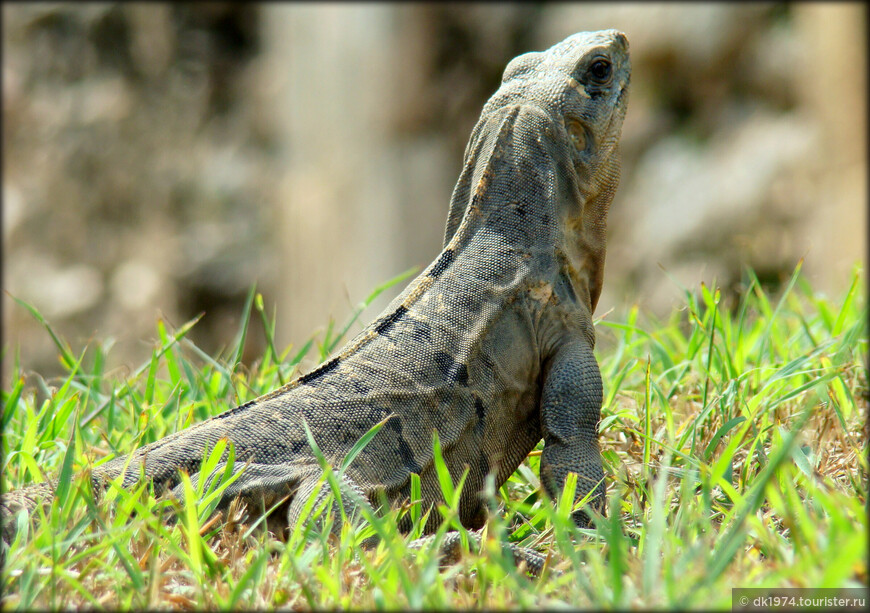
[444,30,630,313]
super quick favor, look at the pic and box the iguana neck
[442,103,612,313]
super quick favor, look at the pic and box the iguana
[1,30,630,573]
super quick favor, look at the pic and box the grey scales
[1,30,631,574]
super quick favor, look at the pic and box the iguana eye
[588,58,612,83]
[567,120,586,151]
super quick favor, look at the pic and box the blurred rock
[110,259,163,312]
[9,253,103,319]
[2,183,25,239]
[605,110,817,311]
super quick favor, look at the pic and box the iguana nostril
[615,32,629,50]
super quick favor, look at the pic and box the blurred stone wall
[3,4,280,381]
[3,3,865,383]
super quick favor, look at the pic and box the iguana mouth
[597,83,628,148]
[610,81,629,125]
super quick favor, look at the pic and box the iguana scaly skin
[2,31,630,569]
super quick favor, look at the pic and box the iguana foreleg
[540,339,606,527]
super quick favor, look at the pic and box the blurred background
[2,3,866,384]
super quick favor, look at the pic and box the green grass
[2,262,866,609]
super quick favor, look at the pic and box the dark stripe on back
[434,351,469,385]
[374,305,408,334]
[300,357,341,385]
[428,249,455,278]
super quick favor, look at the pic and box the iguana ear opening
[566,119,588,153]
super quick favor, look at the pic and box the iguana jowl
[2,30,630,559]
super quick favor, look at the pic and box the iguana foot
[409,530,551,578]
